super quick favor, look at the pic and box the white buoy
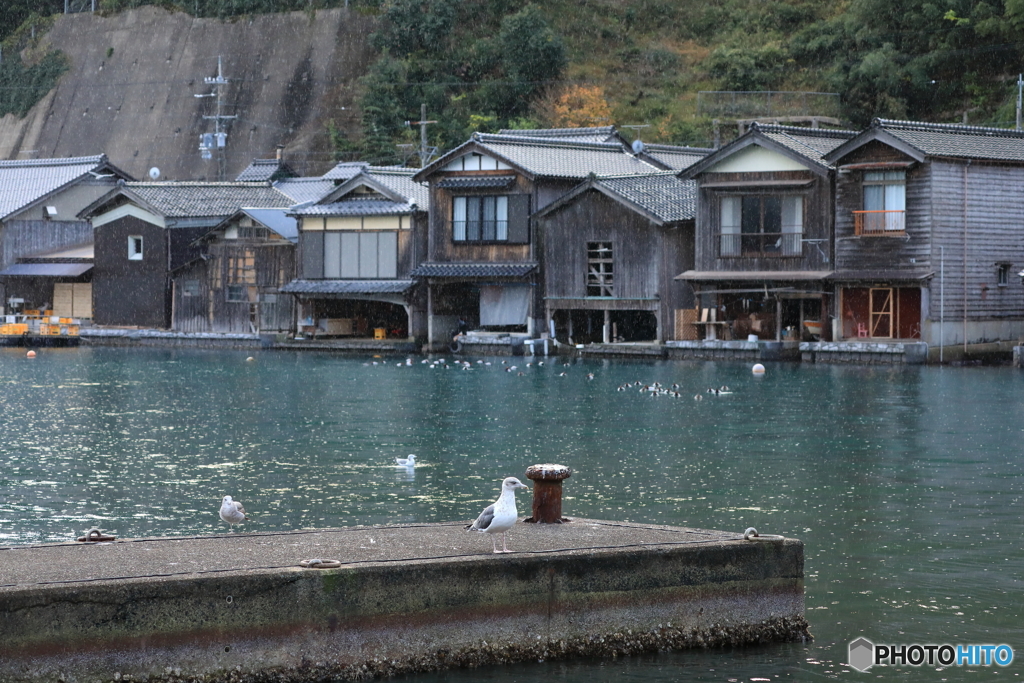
[752,363,765,375]
[246,356,255,362]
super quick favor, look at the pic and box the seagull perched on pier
[219,495,249,528]
[466,477,529,553]
[395,454,417,467]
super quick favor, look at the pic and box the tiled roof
[321,161,370,181]
[366,167,428,208]
[0,155,120,220]
[496,126,621,144]
[465,134,664,178]
[292,198,416,216]
[754,124,858,162]
[124,182,293,218]
[640,144,713,171]
[273,177,335,205]
[280,279,415,295]
[595,172,697,222]
[409,262,537,278]
[872,118,1024,161]
[437,175,516,189]
[234,158,296,182]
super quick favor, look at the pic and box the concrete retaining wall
[0,521,807,683]
[800,341,929,365]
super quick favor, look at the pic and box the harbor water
[1,347,1021,681]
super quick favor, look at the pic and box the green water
[1,347,1022,681]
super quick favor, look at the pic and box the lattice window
[587,242,614,297]
[226,250,256,285]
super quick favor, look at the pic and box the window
[304,231,398,279]
[719,196,802,257]
[128,236,143,260]
[181,280,200,297]
[587,242,614,297]
[226,284,250,302]
[238,226,271,240]
[856,170,905,235]
[997,263,1011,287]
[453,195,508,242]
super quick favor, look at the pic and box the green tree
[495,4,566,117]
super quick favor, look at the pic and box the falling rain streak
[1,347,1022,681]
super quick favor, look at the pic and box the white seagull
[395,454,417,467]
[466,477,529,553]
[219,495,249,528]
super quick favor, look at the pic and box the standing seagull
[466,477,529,553]
[395,454,417,467]
[219,495,249,529]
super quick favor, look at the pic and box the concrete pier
[0,520,808,682]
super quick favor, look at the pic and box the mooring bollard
[524,464,572,523]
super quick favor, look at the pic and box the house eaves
[679,129,834,181]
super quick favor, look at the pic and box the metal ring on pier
[76,528,116,543]
[743,527,784,541]
[299,559,342,569]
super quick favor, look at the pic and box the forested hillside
[2,0,1022,158]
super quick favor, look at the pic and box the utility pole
[195,56,236,181]
[1016,74,1022,131]
[404,104,437,168]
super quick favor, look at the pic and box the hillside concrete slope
[0,6,375,180]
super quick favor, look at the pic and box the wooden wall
[93,215,171,328]
[1,220,93,270]
[694,170,832,272]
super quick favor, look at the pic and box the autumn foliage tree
[533,85,612,128]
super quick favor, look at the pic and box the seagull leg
[492,536,500,554]
[501,532,510,553]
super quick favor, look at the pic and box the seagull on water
[466,477,529,553]
[219,495,249,528]
[395,454,417,467]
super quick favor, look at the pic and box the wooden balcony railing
[718,232,802,257]
[854,210,905,236]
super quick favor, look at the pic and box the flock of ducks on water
[617,381,735,401]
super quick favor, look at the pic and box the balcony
[719,232,802,257]
[853,210,905,236]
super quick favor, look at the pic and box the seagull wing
[466,503,495,531]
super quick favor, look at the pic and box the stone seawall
[0,520,807,683]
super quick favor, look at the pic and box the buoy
[26,350,36,358]
[246,356,255,362]
[752,363,765,375]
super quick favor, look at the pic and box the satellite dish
[631,139,645,154]
[148,167,161,180]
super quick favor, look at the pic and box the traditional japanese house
[173,208,298,334]
[80,182,293,328]
[535,172,697,343]
[411,132,664,347]
[0,155,131,318]
[677,123,857,342]
[823,119,1024,347]
[280,165,428,340]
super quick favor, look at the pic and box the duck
[694,394,703,401]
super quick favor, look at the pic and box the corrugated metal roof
[0,262,93,277]
[676,270,833,281]
[292,199,417,216]
[124,182,293,218]
[437,175,516,189]
[238,208,298,242]
[594,173,697,222]
[0,155,116,220]
[410,262,537,278]
[280,279,415,294]
[874,119,1024,162]
[832,269,933,281]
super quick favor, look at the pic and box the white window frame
[128,235,143,260]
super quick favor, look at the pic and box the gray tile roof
[640,144,713,171]
[321,162,370,181]
[0,155,121,220]
[872,118,1024,162]
[366,167,428,208]
[273,177,336,205]
[409,262,537,278]
[595,172,697,222]
[496,126,621,144]
[755,124,858,162]
[280,279,415,295]
[464,134,664,179]
[124,182,293,218]
[292,198,417,217]
[437,175,516,189]
[235,158,296,182]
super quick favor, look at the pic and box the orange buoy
[26,350,36,358]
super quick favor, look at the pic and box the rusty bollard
[523,464,572,523]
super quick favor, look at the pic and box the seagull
[219,495,249,528]
[395,454,417,467]
[466,477,529,553]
